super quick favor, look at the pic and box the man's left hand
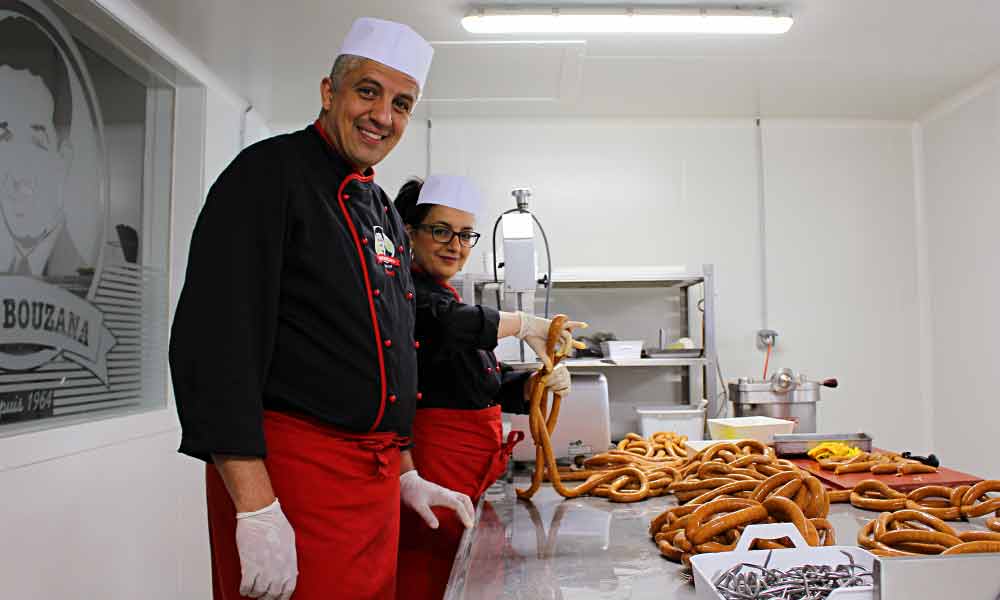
[400,470,475,529]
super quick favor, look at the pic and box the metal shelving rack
[456,264,719,416]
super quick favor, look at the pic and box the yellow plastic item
[806,441,861,461]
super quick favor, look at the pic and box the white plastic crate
[600,340,643,360]
[635,405,704,441]
[690,523,876,600]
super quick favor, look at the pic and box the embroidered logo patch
[373,226,400,268]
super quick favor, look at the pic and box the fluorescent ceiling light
[461,7,794,35]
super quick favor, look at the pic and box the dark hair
[0,16,73,144]
[393,177,434,226]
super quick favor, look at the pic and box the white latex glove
[235,499,298,600]
[515,312,584,368]
[543,363,571,395]
[400,470,475,530]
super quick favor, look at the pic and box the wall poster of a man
[0,0,165,427]
[0,0,106,286]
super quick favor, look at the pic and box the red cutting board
[789,456,984,492]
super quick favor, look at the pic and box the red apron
[207,410,406,600]
[395,406,523,600]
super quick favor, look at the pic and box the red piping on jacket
[411,263,462,302]
[317,119,388,432]
[313,120,374,177]
[336,175,387,432]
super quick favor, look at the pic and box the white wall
[432,117,761,431]
[919,75,1000,479]
[3,429,200,598]
[244,108,274,149]
[380,119,430,197]
[204,88,246,193]
[761,122,923,452]
[428,117,924,448]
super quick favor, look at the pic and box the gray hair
[329,54,366,92]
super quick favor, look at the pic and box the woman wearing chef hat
[393,175,585,599]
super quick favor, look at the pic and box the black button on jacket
[169,124,417,461]
[411,268,530,414]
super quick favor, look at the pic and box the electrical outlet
[757,329,778,349]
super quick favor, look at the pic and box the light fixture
[461,7,794,35]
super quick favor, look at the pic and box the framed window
[0,0,174,434]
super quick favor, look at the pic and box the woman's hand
[515,312,586,369]
[543,363,571,395]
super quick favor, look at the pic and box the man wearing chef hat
[169,17,473,600]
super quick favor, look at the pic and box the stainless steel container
[729,368,838,433]
[772,432,872,456]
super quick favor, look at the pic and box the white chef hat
[417,175,484,220]
[338,17,434,91]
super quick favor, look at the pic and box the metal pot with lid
[728,368,838,433]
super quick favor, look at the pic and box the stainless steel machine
[728,368,838,433]
[493,187,555,363]
[508,372,611,462]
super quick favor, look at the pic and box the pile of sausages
[529,434,806,504]
[645,452,1000,563]
[841,479,1000,518]
[528,434,689,502]
[617,431,691,460]
[650,494,835,565]
[817,451,937,476]
[858,506,1000,557]
[666,441,802,503]
[813,478,1000,557]
[519,323,1000,562]
[536,431,693,501]
[647,444,838,565]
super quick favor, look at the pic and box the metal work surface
[444,478,892,600]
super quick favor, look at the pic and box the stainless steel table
[444,478,883,600]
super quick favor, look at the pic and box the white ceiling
[127,0,1000,124]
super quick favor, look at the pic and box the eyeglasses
[414,224,482,248]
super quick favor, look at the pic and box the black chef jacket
[169,123,417,461]
[412,268,530,414]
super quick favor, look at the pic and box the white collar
[10,225,62,276]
